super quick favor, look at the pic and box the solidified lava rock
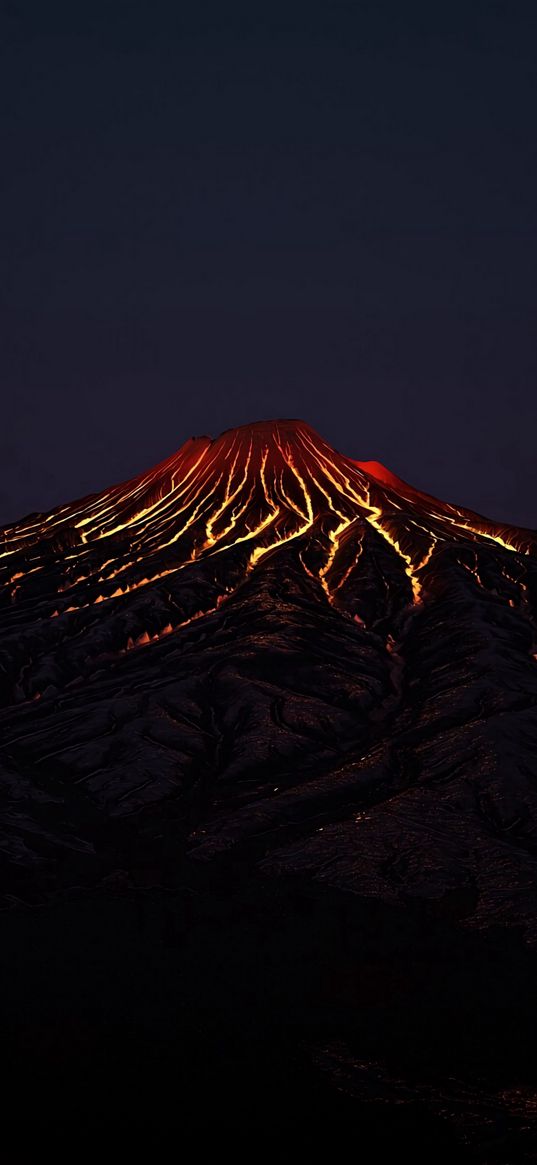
[1,419,537,1154]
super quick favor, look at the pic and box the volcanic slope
[1,418,537,934]
[4,418,537,1148]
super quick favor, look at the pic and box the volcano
[2,419,537,1151]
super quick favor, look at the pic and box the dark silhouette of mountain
[1,419,537,1154]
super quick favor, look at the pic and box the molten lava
[3,419,537,1147]
[1,419,533,631]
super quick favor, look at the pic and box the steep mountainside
[2,419,537,1151]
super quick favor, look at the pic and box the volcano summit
[2,420,537,1149]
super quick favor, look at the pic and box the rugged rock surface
[1,418,537,1153]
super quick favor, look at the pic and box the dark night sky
[1,1,536,527]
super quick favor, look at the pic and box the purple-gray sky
[1,1,536,527]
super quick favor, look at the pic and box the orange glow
[1,420,534,646]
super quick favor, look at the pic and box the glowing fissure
[122,591,230,653]
[2,420,534,637]
[204,441,251,546]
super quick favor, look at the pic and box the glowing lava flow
[1,419,534,643]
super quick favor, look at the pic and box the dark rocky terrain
[1,418,537,1154]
